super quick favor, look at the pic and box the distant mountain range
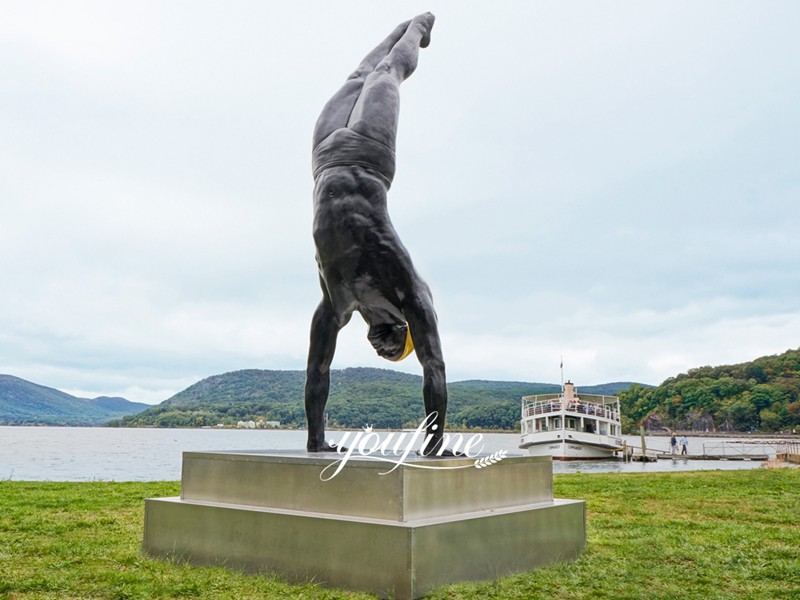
[111,367,636,430]
[0,369,637,429]
[0,374,150,426]
[5,346,798,432]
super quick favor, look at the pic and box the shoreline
[637,431,799,439]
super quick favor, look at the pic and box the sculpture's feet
[413,12,435,48]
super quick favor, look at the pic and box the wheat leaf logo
[474,450,507,469]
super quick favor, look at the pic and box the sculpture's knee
[347,69,368,81]
[370,50,416,83]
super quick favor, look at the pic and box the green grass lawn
[1,470,798,599]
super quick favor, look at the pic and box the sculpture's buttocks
[312,129,396,188]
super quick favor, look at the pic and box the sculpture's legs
[312,20,411,148]
[348,13,434,149]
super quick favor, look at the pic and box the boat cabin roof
[522,393,619,406]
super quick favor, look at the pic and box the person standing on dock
[680,435,688,455]
[670,433,678,455]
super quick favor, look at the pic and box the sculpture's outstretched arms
[304,295,340,452]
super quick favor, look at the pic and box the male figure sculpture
[305,13,448,454]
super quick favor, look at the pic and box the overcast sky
[2,1,799,405]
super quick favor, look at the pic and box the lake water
[1,426,785,482]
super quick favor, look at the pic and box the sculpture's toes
[414,12,435,48]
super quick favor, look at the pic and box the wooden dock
[777,441,800,464]
[620,440,776,462]
[620,440,775,462]
[620,441,659,462]
[629,454,658,462]
[655,453,768,461]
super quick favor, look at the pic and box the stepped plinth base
[143,450,585,599]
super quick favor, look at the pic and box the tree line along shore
[4,348,799,434]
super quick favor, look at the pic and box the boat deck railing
[522,399,619,422]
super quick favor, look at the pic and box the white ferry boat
[519,381,623,460]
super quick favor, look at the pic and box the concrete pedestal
[143,450,585,599]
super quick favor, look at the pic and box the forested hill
[111,367,636,430]
[0,374,149,425]
[619,347,800,433]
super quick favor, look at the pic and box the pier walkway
[777,441,800,464]
[655,453,769,461]
[624,441,777,462]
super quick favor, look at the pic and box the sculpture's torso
[312,164,415,330]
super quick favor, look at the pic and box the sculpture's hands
[419,446,465,458]
[304,297,341,453]
[418,432,465,458]
[308,440,348,453]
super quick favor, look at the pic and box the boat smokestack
[561,380,576,409]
